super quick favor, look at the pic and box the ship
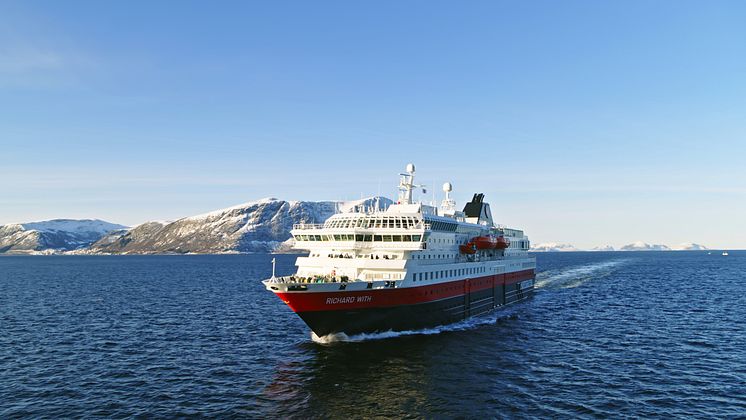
[263,164,536,337]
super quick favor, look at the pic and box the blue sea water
[1,252,745,418]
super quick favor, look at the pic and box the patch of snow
[21,219,129,234]
[672,242,708,251]
[620,241,671,251]
[591,245,615,252]
[531,242,581,252]
[183,198,286,221]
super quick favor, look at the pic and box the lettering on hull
[325,295,373,305]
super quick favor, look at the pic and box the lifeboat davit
[459,243,477,254]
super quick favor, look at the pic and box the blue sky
[1,1,745,249]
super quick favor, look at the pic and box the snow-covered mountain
[530,242,581,252]
[88,197,392,254]
[0,219,128,254]
[619,241,671,251]
[591,245,615,252]
[671,242,709,251]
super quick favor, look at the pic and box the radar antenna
[397,163,425,204]
[441,182,456,213]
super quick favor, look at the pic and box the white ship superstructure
[264,164,536,337]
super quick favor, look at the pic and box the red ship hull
[274,269,535,336]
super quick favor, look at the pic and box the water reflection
[264,310,534,418]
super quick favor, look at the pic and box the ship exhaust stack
[463,193,494,226]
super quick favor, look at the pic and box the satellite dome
[443,182,452,192]
[406,163,415,173]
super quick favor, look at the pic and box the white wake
[534,259,628,290]
[311,307,521,344]
[311,259,628,343]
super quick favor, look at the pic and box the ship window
[393,235,402,242]
[412,235,422,241]
[383,235,393,242]
[364,235,372,242]
[374,235,382,241]
[394,219,401,229]
[403,235,412,241]
[355,234,364,241]
[375,219,382,228]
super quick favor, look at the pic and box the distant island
[1,199,715,255]
[530,241,711,252]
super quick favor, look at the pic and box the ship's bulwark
[277,270,535,336]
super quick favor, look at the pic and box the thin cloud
[0,46,64,73]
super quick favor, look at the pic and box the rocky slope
[0,219,128,254]
[88,197,391,254]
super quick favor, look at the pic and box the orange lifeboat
[473,235,498,250]
[460,235,510,254]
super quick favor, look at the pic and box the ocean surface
[1,252,745,418]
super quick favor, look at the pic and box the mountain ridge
[0,219,128,254]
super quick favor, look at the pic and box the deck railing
[292,223,431,230]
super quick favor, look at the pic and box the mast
[397,163,424,204]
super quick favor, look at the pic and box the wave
[534,259,628,290]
